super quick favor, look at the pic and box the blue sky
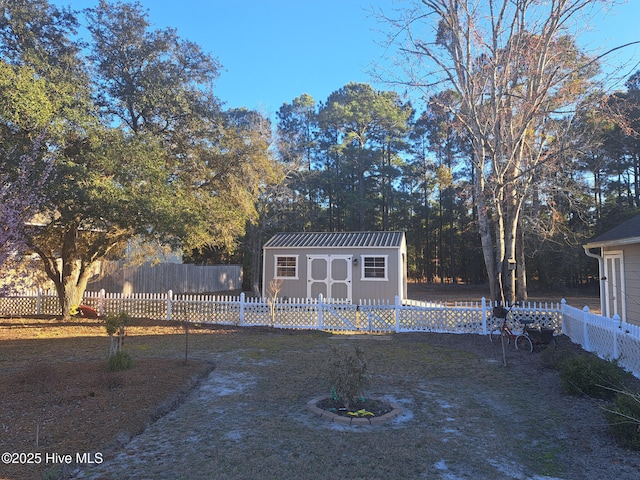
[51,0,640,116]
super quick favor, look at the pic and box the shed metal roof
[263,231,405,249]
[584,214,640,248]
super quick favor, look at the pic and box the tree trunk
[248,224,264,296]
[504,214,518,304]
[516,221,528,302]
[474,162,499,302]
[33,224,96,320]
[59,225,84,319]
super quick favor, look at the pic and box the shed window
[363,256,387,280]
[275,256,298,278]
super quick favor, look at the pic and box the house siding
[622,244,640,325]
[601,244,640,326]
[584,215,640,327]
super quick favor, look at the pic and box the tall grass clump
[559,353,630,399]
[107,350,134,372]
[605,390,640,450]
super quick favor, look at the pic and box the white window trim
[360,254,388,281]
[274,255,299,279]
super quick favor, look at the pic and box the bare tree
[379,0,608,302]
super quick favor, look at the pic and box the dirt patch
[64,330,639,480]
[0,318,219,480]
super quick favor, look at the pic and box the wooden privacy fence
[88,263,242,294]
[2,290,639,377]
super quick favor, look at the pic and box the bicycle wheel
[515,334,533,353]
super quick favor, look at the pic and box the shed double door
[307,255,352,301]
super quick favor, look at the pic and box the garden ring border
[307,396,403,426]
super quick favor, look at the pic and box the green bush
[606,390,640,450]
[559,354,630,399]
[326,345,368,411]
[107,351,134,372]
[105,312,131,356]
[538,346,577,370]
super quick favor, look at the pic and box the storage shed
[583,214,640,325]
[262,231,407,303]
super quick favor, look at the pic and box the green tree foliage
[86,0,222,139]
[86,1,279,255]
[1,0,279,318]
[28,128,179,316]
[275,93,319,231]
[315,82,413,231]
[6,0,640,305]
[0,0,93,309]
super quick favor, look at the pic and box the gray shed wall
[263,244,405,303]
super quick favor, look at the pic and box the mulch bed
[315,396,393,417]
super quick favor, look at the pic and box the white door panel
[307,255,352,301]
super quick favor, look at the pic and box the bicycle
[488,304,533,353]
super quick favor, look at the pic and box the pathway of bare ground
[2,285,635,480]
[69,331,639,480]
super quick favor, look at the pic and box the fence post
[560,299,567,335]
[481,297,487,335]
[318,294,323,331]
[98,289,106,317]
[167,290,173,321]
[36,288,42,316]
[395,295,400,333]
[612,313,621,360]
[239,292,245,326]
[582,306,591,351]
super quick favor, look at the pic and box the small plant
[107,351,134,372]
[104,312,133,371]
[266,278,284,327]
[559,354,630,399]
[605,390,640,450]
[104,312,130,356]
[326,345,368,411]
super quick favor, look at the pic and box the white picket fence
[1,289,639,377]
[0,289,562,334]
[561,302,640,378]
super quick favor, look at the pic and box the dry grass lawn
[0,286,634,480]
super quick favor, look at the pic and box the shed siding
[263,232,407,303]
[264,246,400,302]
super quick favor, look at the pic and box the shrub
[105,312,130,356]
[606,390,640,450]
[538,346,578,370]
[326,345,368,411]
[107,351,134,372]
[559,354,630,399]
